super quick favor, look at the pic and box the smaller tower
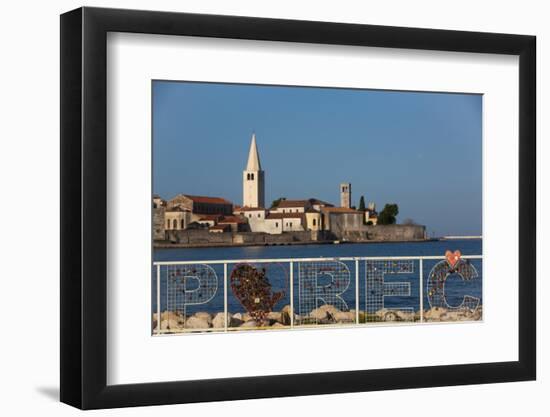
[340,183,351,208]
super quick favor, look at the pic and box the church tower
[340,182,351,208]
[243,133,265,208]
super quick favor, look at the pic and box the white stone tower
[243,133,265,208]
[340,182,351,208]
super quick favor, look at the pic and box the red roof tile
[219,216,247,224]
[276,199,310,208]
[185,195,232,205]
[266,213,305,220]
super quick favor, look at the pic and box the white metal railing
[153,255,482,335]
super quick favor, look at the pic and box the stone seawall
[156,225,426,247]
[342,224,426,242]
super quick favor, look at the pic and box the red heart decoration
[445,250,461,268]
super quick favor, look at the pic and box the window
[251,173,254,180]
[172,219,177,229]
[313,219,317,226]
[289,222,293,227]
[249,214,252,218]
[166,220,170,229]
[181,219,185,229]
[275,222,278,227]
[257,213,261,218]
[247,173,250,180]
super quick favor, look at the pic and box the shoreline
[154,304,483,333]
[153,238,441,249]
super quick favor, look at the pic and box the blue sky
[153,81,482,237]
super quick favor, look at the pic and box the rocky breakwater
[153,304,483,333]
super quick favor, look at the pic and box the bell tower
[340,182,351,208]
[243,133,265,208]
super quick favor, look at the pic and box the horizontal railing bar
[153,254,483,266]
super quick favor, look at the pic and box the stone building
[153,205,166,240]
[321,207,364,233]
[165,207,192,231]
[340,183,351,208]
[217,215,248,232]
[305,208,323,231]
[270,199,311,214]
[167,194,233,221]
[242,133,265,208]
[265,212,305,232]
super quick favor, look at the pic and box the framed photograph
[60,6,536,409]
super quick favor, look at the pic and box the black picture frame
[60,6,536,410]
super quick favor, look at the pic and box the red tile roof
[276,199,310,208]
[237,206,266,212]
[198,215,223,221]
[185,195,232,205]
[308,198,333,206]
[266,213,305,220]
[166,207,190,212]
[219,216,247,224]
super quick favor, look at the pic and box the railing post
[224,263,228,332]
[156,264,161,335]
[419,258,424,323]
[289,261,294,328]
[355,259,360,324]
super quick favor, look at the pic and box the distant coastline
[154,237,437,249]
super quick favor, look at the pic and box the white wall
[0,0,546,416]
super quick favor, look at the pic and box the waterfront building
[305,208,323,231]
[167,194,233,221]
[321,206,363,233]
[217,215,248,232]
[242,133,265,208]
[265,212,305,232]
[165,206,192,231]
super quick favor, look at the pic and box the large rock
[161,311,183,322]
[334,311,355,323]
[424,307,448,321]
[280,311,291,326]
[212,312,226,328]
[185,316,210,329]
[396,310,415,322]
[160,318,182,331]
[229,314,244,327]
[194,312,212,325]
[440,308,482,322]
[310,304,341,320]
[266,311,282,322]
[240,320,259,328]
[281,305,292,315]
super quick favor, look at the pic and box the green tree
[378,204,399,225]
[271,197,286,208]
[358,196,366,212]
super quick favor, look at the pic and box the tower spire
[243,133,265,208]
[246,133,262,171]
